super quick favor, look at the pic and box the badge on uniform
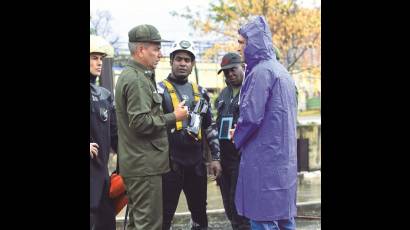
[99,107,108,122]
[219,116,233,140]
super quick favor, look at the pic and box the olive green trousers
[124,175,162,230]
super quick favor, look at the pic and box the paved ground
[116,171,321,229]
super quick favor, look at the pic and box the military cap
[128,24,170,43]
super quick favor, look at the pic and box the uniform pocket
[150,137,167,152]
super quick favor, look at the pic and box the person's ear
[137,45,144,58]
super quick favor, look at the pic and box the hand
[174,100,188,121]
[90,143,99,159]
[229,124,237,143]
[209,160,222,178]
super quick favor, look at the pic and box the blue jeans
[250,218,296,230]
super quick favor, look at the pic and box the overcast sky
[90,0,215,45]
[90,0,320,47]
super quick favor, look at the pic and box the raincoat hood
[238,16,276,71]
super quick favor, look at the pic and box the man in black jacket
[215,52,250,230]
[157,40,222,230]
[90,35,118,230]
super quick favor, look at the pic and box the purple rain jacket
[233,16,298,221]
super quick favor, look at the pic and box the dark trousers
[90,183,116,230]
[162,162,208,230]
[219,158,250,230]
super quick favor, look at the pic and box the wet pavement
[116,170,321,229]
[173,170,321,212]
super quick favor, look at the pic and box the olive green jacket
[115,59,175,177]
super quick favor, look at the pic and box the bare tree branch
[262,0,268,16]
[90,10,120,51]
[287,32,320,71]
[289,65,321,75]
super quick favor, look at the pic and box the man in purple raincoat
[233,16,298,230]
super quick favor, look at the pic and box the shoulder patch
[156,82,165,94]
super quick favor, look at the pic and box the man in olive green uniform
[115,24,188,230]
